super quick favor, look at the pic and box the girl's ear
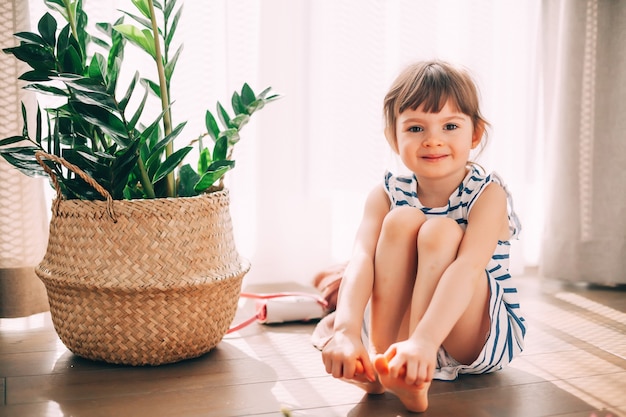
[471,121,485,149]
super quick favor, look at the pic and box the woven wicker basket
[34,152,249,365]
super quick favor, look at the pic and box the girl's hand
[382,339,438,386]
[322,331,376,382]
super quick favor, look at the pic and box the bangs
[396,63,474,116]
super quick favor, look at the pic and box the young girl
[320,60,525,412]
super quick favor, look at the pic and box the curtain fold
[0,0,49,317]
[540,0,626,284]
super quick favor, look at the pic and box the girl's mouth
[421,154,448,161]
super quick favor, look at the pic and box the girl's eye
[408,126,423,133]
[444,124,458,131]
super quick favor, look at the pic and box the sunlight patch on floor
[513,292,626,412]
[528,293,626,359]
[555,292,626,325]
[0,312,47,331]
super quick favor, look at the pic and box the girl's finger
[355,358,364,374]
[416,360,430,385]
[331,358,344,379]
[404,360,418,385]
[358,357,377,382]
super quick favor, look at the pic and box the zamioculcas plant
[0,0,279,200]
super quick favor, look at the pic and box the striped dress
[382,163,526,380]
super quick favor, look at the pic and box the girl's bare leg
[374,217,465,412]
[413,218,490,366]
[370,207,427,354]
[409,217,464,329]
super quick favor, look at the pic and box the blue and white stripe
[383,164,526,380]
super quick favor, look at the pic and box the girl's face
[395,100,481,181]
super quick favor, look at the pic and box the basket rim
[53,188,229,207]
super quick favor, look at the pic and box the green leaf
[258,86,274,99]
[213,136,228,161]
[4,44,56,72]
[20,103,28,138]
[87,53,108,82]
[70,102,129,146]
[138,106,169,147]
[95,22,113,39]
[148,122,186,158]
[14,32,46,45]
[44,0,69,20]
[37,12,57,48]
[60,44,84,75]
[193,161,234,192]
[230,114,250,130]
[120,10,153,31]
[23,83,67,96]
[246,99,265,114]
[177,163,200,197]
[113,24,156,59]
[197,147,211,173]
[163,0,177,20]
[111,141,141,199]
[217,101,232,129]
[66,85,119,115]
[127,84,149,130]
[152,146,192,183]
[264,94,281,102]
[204,110,219,141]
[142,78,161,97]
[217,128,240,145]
[18,71,55,82]
[164,44,183,82]
[145,148,163,179]
[0,136,28,147]
[231,91,247,115]
[35,106,42,145]
[165,5,183,46]
[56,24,71,63]
[241,83,256,106]
[0,146,46,177]
[131,0,152,19]
[119,71,140,110]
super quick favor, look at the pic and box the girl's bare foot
[373,354,430,412]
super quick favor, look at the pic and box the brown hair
[383,60,489,153]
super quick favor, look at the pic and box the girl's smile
[421,154,450,161]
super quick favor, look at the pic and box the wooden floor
[1,272,625,417]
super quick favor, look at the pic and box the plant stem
[64,0,79,44]
[136,158,156,198]
[147,0,175,197]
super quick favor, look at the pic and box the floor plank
[0,274,624,417]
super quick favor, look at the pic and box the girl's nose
[423,134,443,147]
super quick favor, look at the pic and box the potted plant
[0,0,279,365]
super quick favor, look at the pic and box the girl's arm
[322,184,390,380]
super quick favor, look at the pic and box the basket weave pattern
[36,190,248,365]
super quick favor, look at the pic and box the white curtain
[0,0,49,317]
[26,0,544,286]
[540,0,626,285]
[246,0,544,284]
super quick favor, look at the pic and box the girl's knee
[381,206,426,238]
[418,217,464,250]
